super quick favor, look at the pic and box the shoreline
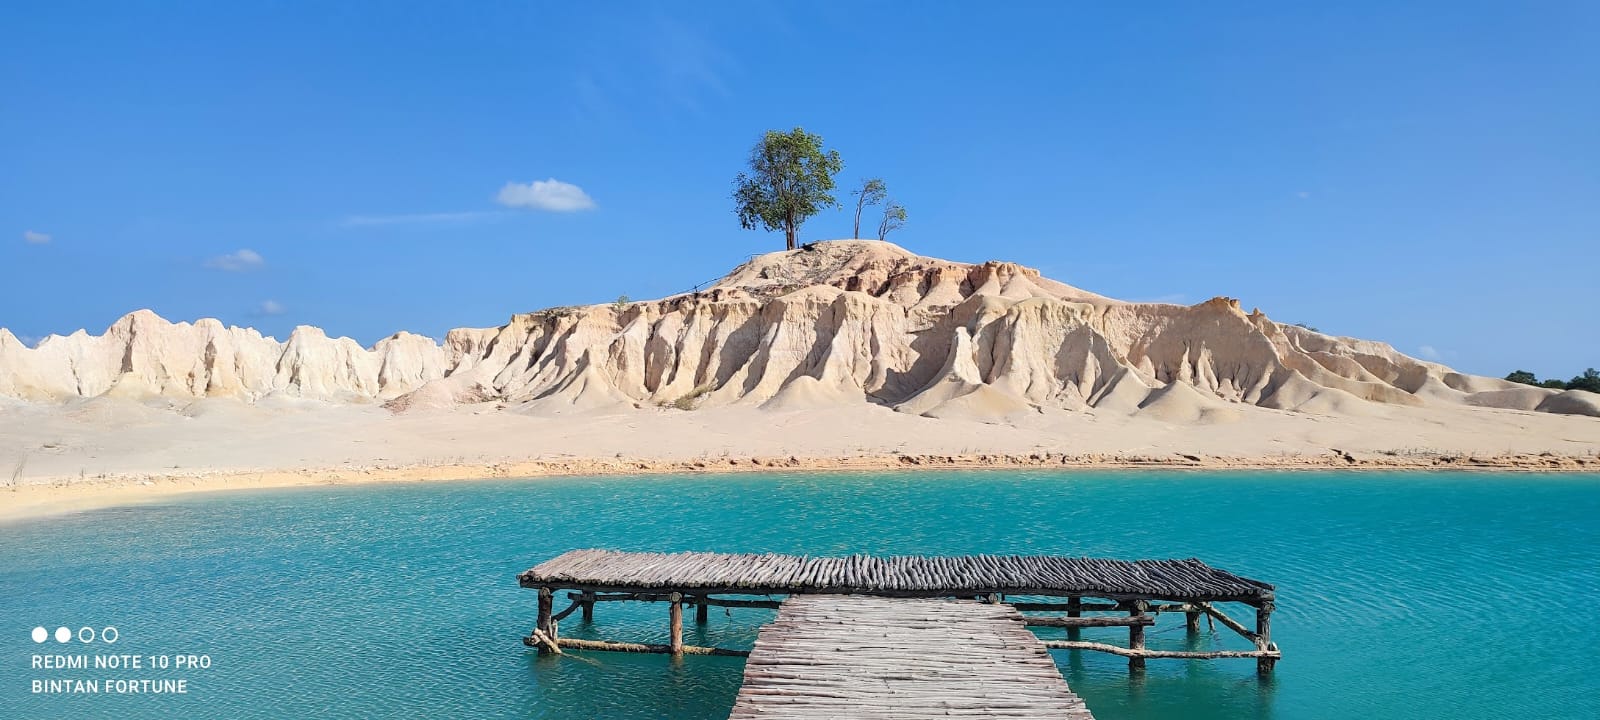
[6,450,1597,524]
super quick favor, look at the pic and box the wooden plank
[728,595,1095,720]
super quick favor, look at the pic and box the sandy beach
[5,399,1596,522]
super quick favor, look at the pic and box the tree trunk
[785,220,797,250]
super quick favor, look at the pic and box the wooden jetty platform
[519,549,1281,675]
[729,595,1095,719]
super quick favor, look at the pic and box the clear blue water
[3,471,1598,719]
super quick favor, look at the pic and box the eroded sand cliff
[3,240,1596,421]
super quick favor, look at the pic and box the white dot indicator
[54,627,71,643]
[31,627,47,643]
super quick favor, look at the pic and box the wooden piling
[668,592,684,655]
[1128,600,1148,671]
[1186,610,1201,634]
[1067,595,1082,640]
[1256,601,1276,674]
[533,586,558,655]
[696,596,709,624]
[580,591,595,622]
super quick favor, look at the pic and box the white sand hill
[1,240,1597,504]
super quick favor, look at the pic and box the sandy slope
[1,240,1597,520]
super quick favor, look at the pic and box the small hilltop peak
[707,239,1112,305]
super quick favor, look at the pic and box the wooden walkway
[521,549,1275,604]
[729,595,1095,720]
[521,550,1281,676]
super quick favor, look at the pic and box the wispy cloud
[496,179,596,212]
[205,248,265,271]
[1295,191,1311,200]
[22,230,51,245]
[339,211,505,227]
[648,15,734,114]
[1417,345,1442,361]
[256,300,286,316]
[16,334,42,348]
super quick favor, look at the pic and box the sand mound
[762,376,865,412]
[1135,382,1243,424]
[1465,387,1555,412]
[1536,390,1600,418]
[384,378,494,413]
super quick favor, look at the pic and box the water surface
[2,471,1597,719]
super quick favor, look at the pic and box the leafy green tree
[1540,379,1569,389]
[1505,370,1538,386]
[851,178,886,239]
[877,201,907,241]
[1569,368,1600,393]
[733,127,844,250]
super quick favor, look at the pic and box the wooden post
[536,587,554,655]
[669,592,684,655]
[1186,609,1201,634]
[1128,600,1148,671]
[696,596,709,623]
[1066,596,1082,640]
[580,591,595,623]
[1256,601,1276,675]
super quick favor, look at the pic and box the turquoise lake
[3,471,1598,719]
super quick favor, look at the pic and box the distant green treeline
[1505,368,1600,392]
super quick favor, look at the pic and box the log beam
[568,592,782,609]
[1024,615,1156,628]
[521,636,749,657]
[1044,640,1283,660]
[1197,602,1259,643]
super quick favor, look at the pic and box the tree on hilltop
[877,200,907,241]
[732,127,843,250]
[851,178,886,239]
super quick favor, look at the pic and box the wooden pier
[519,549,1280,717]
[730,595,1094,719]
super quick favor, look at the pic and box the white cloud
[340,211,502,227]
[496,179,596,212]
[205,249,265,271]
[257,300,286,316]
[16,335,41,348]
[1296,191,1311,200]
[22,230,51,244]
[1418,345,1442,360]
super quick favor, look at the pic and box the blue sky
[2,2,1595,378]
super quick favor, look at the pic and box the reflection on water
[1,471,1597,719]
